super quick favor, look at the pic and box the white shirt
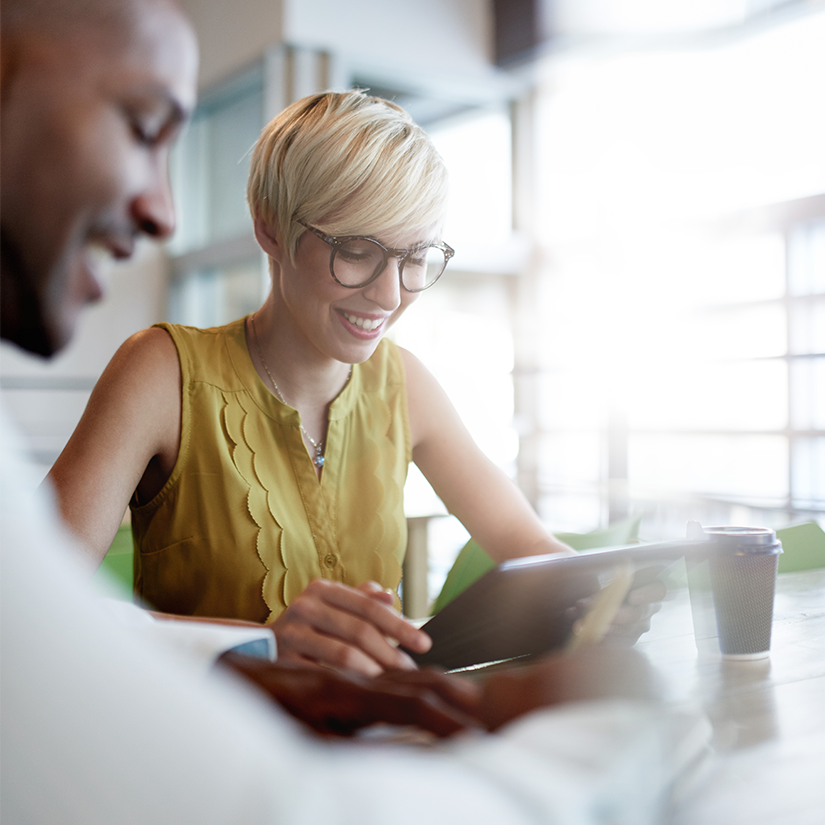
[0,406,697,824]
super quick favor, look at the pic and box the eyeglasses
[298,220,454,293]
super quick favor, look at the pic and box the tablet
[405,538,712,671]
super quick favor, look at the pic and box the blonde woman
[50,91,654,675]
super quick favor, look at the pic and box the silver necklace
[250,314,349,469]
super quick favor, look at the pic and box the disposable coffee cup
[704,526,782,660]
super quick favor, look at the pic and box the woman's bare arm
[401,347,573,563]
[48,327,182,565]
[403,347,665,641]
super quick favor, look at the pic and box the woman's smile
[337,309,388,338]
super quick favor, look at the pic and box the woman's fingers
[627,578,667,607]
[270,579,431,676]
[603,577,667,643]
[570,574,668,646]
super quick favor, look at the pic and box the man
[0,1,697,822]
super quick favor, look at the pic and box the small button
[324,554,336,568]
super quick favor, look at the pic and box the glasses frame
[298,220,454,293]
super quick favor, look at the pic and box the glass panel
[537,433,602,486]
[683,233,786,307]
[168,258,265,328]
[170,118,208,255]
[393,276,516,469]
[627,358,788,432]
[537,371,605,431]
[529,14,825,521]
[534,253,617,373]
[169,71,264,254]
[428,107,512,249]
[788,218,825,297]
[629,434,789,500]
[537,492,603,534]
[688,303,787,361]
[792,436,825,508]
[207,91,263,243]
[790,358,825,431]
[788,294,825,355]
[535,14,825,232]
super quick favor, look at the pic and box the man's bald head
[2,0,181,32]
[2,0,189,67]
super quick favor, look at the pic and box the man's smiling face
[0,0,198,356]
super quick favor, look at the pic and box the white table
[637,569,825,824]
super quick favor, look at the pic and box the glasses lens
[331,238,384,287]
[402,246,448,292]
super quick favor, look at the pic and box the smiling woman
[46,90,617,678]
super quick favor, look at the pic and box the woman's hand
[568,571,668,647]
[602,577,667,644]
[268,579,432,676]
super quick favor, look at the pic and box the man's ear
[253,215,283,261]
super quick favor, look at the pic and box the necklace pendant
[314,454,325,468]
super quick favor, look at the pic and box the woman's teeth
[343,312,383,331]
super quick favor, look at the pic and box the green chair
[776,522,825,574]
[94,523,134,596]
[431,513,643,614]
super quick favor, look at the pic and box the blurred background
[3,0,823,602]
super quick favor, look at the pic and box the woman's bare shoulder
[102,326,181,388]
[397,344,431,386]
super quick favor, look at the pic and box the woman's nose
[363,255,402,310]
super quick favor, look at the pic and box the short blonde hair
[247,90,448,260]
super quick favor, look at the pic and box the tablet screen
[406,538,711,671]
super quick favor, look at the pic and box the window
[169,68,264,257]
[528,9,825,537]
[168,67,266,326]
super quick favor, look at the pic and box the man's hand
[219,653,482,738]
[267,579,432,676]
[479,646,661,731]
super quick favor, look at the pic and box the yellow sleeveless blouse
[131,318,410,623]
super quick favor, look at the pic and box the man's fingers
[479,646,662,731]
[363,673,483,737]
[223,655,483,738]
[381,689,481,737]
[374,668,483,718]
